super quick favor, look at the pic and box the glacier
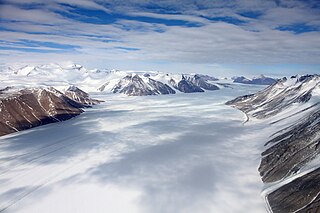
[0,85,269,213]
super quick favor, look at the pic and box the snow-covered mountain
[2,63,107,92]
[103,74,176,96]
[227,75,319,119]
[232,75,277,85]
[1,63,222,96]
[0,86,100,136]
[227,74,320,213]
[98,72,220,95]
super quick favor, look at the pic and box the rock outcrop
[0,86,100,136]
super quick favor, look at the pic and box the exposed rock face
[176,75,204,93]
[0,86,99,136]
[111,73,218,96]
[259,108,320,183]
[109,73,219,96]
[148,78,176,95]
[268,167,320,213]
[65,85,102,106]
[113,74,152,96]
[232,75,277,85]
[226,74,320,213]
[112,74,174,96]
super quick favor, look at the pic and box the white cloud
[0,0,319,74]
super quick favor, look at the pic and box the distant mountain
[232,75,277,85]
[227,75,318,118]
[0,86,100,136]
[3,63,221,96]
[98,72,220,96]
[109,74,176,96]
[227,74,320,213]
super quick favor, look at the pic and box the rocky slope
[0,86,100,136]
[226,74,320,213]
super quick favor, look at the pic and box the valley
[0,87,269,213]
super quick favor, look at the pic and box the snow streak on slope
[226,74,320,213]
[0,85,267,213]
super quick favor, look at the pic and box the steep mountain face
[148,78,176,95]
[175,75,204,93]
[112,74,155,96]
[111,74,176,96]
[106,73,220,96]
[232,75,277,85]
[65,85,103,106]
[226,74,320,213]
[0,86,99,136]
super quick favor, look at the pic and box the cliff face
[0,86,100,136]
[226,75,320,213]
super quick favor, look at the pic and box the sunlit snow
[0,85,269,213]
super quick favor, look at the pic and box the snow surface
[0,85,270,213]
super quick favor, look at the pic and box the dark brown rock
[0,87,99,136]
[268,168,320,213]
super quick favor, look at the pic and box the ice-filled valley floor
[0,85,270,213]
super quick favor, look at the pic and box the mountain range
[2,63,276,96]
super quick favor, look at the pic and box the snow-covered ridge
[1,63,223,96]
[227,74,320,119]
[227,74,320,213]
[232,75,277,85]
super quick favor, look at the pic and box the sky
[0,0,320,76]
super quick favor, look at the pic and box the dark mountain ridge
[227,74,320,213]
[0,86,100,136]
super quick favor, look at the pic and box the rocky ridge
[0,86,100,136]
[226,74,320,213]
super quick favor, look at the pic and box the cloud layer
[0,0,320,75]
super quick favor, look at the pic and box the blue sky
[0,0,320,76]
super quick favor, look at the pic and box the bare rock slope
[0,86,100,136]
[226,74,320,213]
